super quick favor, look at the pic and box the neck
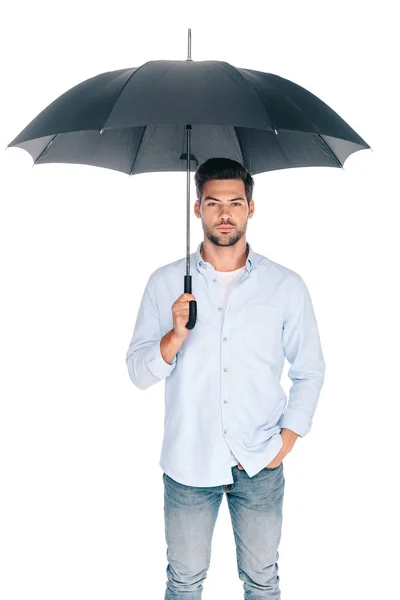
[200,240,248,272]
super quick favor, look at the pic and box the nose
[218,206,234,218]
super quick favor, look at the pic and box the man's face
[194,179,254,248]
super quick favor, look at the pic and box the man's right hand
[172,293,198,341]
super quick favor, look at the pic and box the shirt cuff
[145,339,177,379]
[279,408,312,438]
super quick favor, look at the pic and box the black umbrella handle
[184,274,197,330]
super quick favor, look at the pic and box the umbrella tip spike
[187,28,192,61]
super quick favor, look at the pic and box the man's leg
[163,472,224,599]
[227,463,285,599]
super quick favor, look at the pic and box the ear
[248,199,255,218]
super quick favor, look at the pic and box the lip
[217,226,234,230]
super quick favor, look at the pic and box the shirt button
[223,337,227,341]
[223,399,228,403]
[218,307,222,311]
[213,278,216,283]
[223,367,228,372]
[224,429,228,434]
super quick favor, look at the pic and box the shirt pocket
[243,303,282,354]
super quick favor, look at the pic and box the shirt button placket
[221,299,231,446]
[223,312,229,435]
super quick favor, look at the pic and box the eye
[207,202,242,206]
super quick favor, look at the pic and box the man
[125,157,326,599]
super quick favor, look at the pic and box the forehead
[202,179,245,198]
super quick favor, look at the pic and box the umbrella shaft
[186,125,191,276]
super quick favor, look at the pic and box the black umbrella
[6,28,371,330]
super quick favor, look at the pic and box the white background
[1,1,399,599]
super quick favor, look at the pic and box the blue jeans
[163,462,285,599]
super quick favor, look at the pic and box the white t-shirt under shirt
[214,263,247,468]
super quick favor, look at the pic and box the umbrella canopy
[6,29,371,329]
[7,61,369,175]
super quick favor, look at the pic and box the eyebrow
[204,196,245,202]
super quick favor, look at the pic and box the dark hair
[194,157,254,205]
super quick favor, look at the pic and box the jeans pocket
[264,462,282,471]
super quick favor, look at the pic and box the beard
[202,222,247,247]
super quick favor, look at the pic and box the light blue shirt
[125,241,326,487]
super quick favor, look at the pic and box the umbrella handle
[184,274,197,330]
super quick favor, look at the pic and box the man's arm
[160,329,184,365]
[125,272,178,390]
[278,274,326,437]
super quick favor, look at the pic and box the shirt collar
[195,240,255,274]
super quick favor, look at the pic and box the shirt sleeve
[278,274,326,437]
[125,272,177,390]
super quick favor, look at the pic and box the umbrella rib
[231,69,292,167]
[232,126,247,167]
[33,133,59,164]
[228,69,345,169]
[100,62,151,132]
[317,133,344,168]
[267,127,291,167]
[233,68,277,131]
[278,90,344,168]
[129,126,147,175]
